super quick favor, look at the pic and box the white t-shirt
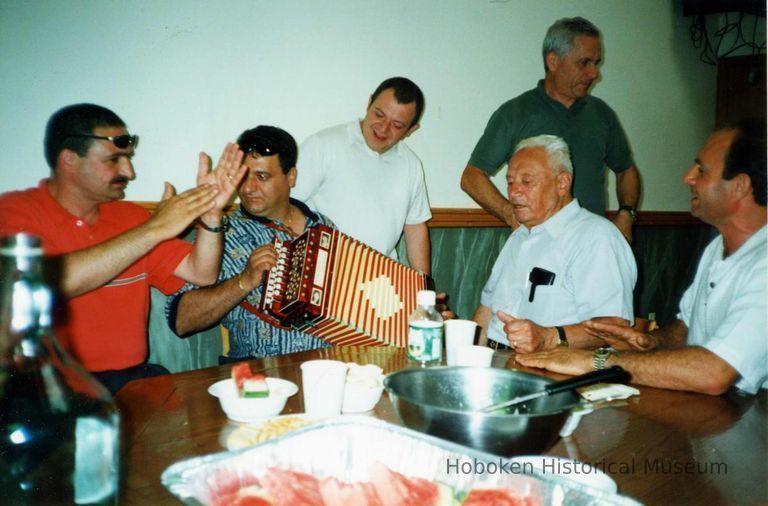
[678,225,767,394]
[481,200,637,345]
[294,120,431,259]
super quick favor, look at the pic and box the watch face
[621,206,637,220]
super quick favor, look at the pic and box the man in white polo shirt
[293,77,432,274]
[474,134,637,353]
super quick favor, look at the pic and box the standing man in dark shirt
[460,17,641,241]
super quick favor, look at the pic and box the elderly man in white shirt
[474,134,637,353]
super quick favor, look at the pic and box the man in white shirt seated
[518,119,767,396]
[292,77,432,274]
[474,134,637,353]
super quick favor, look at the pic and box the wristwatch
[555,326,568,346]
[619,205,637,222]
[197,215,229,233]
[593,347,613,370]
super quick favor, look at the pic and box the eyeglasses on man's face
[68,133,140,150]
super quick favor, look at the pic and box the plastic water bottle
[0,234,119,504]
[407,290,444,366]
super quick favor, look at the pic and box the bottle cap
[416,290,436,306]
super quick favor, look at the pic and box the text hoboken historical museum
[445,457,727,476]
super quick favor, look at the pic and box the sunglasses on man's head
[69,133,140,149]
[245,137,277,158]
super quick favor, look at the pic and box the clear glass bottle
[0,233,119,505]
[407,290,444,366]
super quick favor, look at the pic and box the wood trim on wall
[428,209,705,228]
[135,202,705,228]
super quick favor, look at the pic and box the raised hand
[197,143,247,216]
[146,183,218,241]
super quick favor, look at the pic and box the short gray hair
[542,17,600,71]
[514,135,573,175]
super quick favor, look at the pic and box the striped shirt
[166,199,334,359]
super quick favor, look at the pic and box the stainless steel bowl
[384,366,580,456]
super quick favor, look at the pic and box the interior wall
[0,0,722,211]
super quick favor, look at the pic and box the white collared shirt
[294,120,431,259]
[481,200,637,344]
[678,225,768,394]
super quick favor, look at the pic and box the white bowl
[509,456,617,493]
[208,378,298,423]
[342,364,384,413]
[342,382,384,413]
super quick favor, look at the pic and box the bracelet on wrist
[237,273,249,293]
[197,215,229,233]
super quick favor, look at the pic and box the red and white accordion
[258,225,432,347]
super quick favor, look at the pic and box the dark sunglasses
[69,133,140,149]
[244,137,277,158]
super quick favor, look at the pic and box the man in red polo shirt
[0,103,246,393]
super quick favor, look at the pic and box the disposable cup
[300,360,348,417]
[445,319,478,366]
[454,345,494,367]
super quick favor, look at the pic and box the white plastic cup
[454,345,494,367]
[445,319,478,366]
[300,360,349,417]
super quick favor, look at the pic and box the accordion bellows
[259,225,431,347]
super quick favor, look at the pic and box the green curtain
[402,225,713,324]
[632,224,714,324]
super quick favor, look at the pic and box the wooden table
[116,346,767,505]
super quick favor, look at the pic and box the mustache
[110,176,130,185]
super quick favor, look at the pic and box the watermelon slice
[232,362,254,393]
[231,363,270,398]
[243,374,270,398]
[369,461,454,506]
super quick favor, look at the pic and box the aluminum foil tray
[161,416,641,505]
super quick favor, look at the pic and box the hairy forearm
[174,275,247,335]
[460,165,518,228]
[403,222,431,275]
[609,347,739,395]
[652,319,689,350]
[174,225,223,286]
[60,221,165,298]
